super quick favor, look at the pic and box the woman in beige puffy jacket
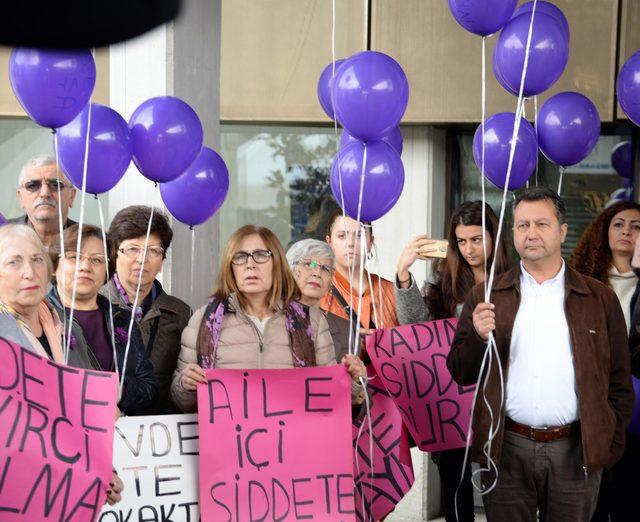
[171,225,365,412]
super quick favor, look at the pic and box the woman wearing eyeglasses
[171,225,366,412]
[47,224,158,416]
[101,206,191,414]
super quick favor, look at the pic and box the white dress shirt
[505,261,579,427]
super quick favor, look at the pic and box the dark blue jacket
[47,288,158,415]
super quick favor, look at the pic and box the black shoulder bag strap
[330,284,366,331]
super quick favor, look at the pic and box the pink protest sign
[353,369,414,521]
[0,337,118,520]
[197,365,355,521]
[367,319,475,452]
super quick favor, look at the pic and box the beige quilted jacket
[171,296,336,412]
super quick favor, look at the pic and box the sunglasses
[21,179,68,193]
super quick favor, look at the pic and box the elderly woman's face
[115,233,164,289]
[292,255,333,301]
[0,241,49,314]
[57,236,107,302]
[231,234,274,299]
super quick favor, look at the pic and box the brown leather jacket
[448,264,634,472]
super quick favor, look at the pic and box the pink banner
[0,337,118,521]
[367,319,475,452]
[197,365,355,521]
[353,369,414,521]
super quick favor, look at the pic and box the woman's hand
[180,363,207,391]
[342,354,366,382]
[396,235,436,288]
[105,472,124,506]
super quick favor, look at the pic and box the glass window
[0,118,107,226]
[219,124,340,248]
[453,130,632,256]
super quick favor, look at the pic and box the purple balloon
[537,92,600,167]
[617,51,640,127]
[129,96,203,183]
[611,141,633,179]
[629,376,640,436]
[9,48,96,129]
[447,0,518,36]
[0,213,6,226]
[160,147,229,227]
[473,112,538,190]
[493,12,569,97]
[317,59,345,119]
[514,1,570,43]
[57,103,132,195]
[332,51,409,142]
[330,141,404,222]
[340,126,403,155]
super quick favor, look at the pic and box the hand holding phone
[418,239,449,259]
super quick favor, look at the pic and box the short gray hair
[0,224,53,278]
[286,239,334,268]
[18,155,68,187]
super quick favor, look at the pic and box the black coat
[47,288,159,415]
[628,271,640,378]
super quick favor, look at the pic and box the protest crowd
[2,1,640,522]
[1,152,639,521]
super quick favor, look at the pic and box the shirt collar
[520,259,565,288]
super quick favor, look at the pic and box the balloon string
[52,130,67,352]
[97,196,120,394]
[189,227,196,304]
[558,165,565,195]
[65,101,93,363]
[534,95,539,186]
[481,35,488,300]
[120,205,154,395]
[462,0,539,500]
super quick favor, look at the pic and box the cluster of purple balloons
[317,51,408,222]
[449,1,600,190]
[8,48,229,228]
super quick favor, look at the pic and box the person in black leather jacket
[48,224,158,415]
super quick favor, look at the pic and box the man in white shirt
[448,188,633,521]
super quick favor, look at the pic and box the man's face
[513,199,567,263]
[17,164,76,225]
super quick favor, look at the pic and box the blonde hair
[0,224,53,278]
[213,225,299,311]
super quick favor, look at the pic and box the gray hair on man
[286,238,335,268]
[18,155,67,187]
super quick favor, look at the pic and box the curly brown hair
[571,200,640,284]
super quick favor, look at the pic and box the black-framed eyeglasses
[231,249,273,265]
[294,259,333,276]
[21,179,68,193]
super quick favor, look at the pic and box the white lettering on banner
[99,414,200,522]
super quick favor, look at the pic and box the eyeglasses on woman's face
[118,245,165,259]
[294,258,333,276]
[231,249,273,265]
[63,252,106,267]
